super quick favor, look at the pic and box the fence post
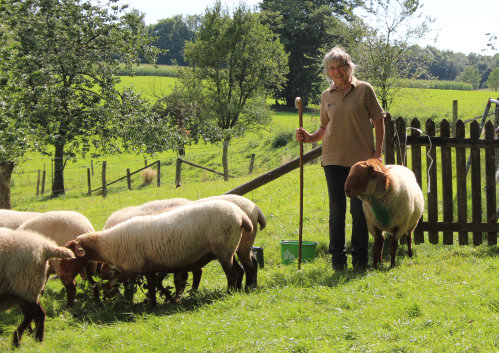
[144,159,147,167]
[384,113,395,164]
[87,168,91,195]
[36,169,40,196]
[452,100,458,137]
[156,160,161,187]
[126,168,131,190]
[249,153,255,174]
[102,161,107,198]
[495,100,499,184]
[91,160,94,176]
[175,158,182,187]
[41,166,46,195]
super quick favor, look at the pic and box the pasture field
[2,81,498,351]
[1,164,498,352]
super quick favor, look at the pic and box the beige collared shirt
[320,77,384,167]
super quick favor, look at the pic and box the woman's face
[327,61,349,86]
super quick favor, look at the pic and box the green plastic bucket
[280,240,318,265]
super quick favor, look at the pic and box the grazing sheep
[344,158,424,268]
[195,194,266,289]
[0,210,41,229]
[17,210,96,307]
[0,229,74,346]
[65,200,252,307]
[103,198,191,229]
[101,198,195,302]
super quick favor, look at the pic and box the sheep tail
[46,246,75,260]
[241,213,254,234]
[257,207,266,231]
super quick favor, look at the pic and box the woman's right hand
[295,127,309,142]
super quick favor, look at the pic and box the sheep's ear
[74,245,86,257]
[66,240,86,257]
[372,169,390,190]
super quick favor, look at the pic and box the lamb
[65,200,252,307]
[0,229,74,346]
[344,158,424,268]
[103,198,191,229]
[0,209,42,229]
[17,210,96,307]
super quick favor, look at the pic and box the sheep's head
[344,159,390,200]
[66,234,101,262]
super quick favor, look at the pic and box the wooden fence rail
[89,160,160,196]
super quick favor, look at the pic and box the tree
[457,66,481,90]
[260,0,357,107]
[148,15,196,66]
[181,1,288,180]
[1,0,160,197]
[352,0,435,110]
[0,11,34,208]
[487,68,499,91]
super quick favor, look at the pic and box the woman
[295,46,385,270]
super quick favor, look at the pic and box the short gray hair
[323,46,356,82]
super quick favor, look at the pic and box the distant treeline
[144,14,498,89]
[397,79,473,90]
[117,64,179,77]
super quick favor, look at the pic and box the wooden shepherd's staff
[295,97,303,270]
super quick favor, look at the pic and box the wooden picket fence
[384,115,498,246]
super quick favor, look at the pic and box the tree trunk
[222,138,229,182]
[0,161,14,209]
[51,140,66,197]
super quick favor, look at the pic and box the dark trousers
[324,165,369,267]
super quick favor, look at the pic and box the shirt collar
[330,76,358,92]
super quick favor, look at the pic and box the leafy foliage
[260,0,358,107]
[353,0,435,110]
[457,66,482,90]
[0,0,161,197]
[147,15,196,66]
[486,68,499,91]
[177,1,289,179]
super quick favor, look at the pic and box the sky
[113,0,498,56]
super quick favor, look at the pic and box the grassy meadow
[1,78,498,352]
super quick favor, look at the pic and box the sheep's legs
[390,236,399,267]
[191,269,203,292]
[236,244,257,289]
[372,228,384,269]
[220,256,244,293]
[405,232,413,258]
[145,273,158,308]
[14,301,45,346]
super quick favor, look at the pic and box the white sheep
[103,198,191,229]
[0,209,41,229]
[65,200,252,307]
[17,210,96,307]
[102,198,194,302]
[0,229,74,346]
[151,194,266,297]
[344,158,424,268]
[195,194,266,288]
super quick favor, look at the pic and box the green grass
[2,162,498,352]
[2,79,498,351]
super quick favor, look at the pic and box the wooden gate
[384,116,498,246]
